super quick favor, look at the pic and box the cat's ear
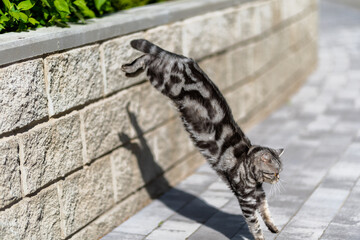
[275,148,284,157]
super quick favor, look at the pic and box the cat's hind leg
[121,54,152,74]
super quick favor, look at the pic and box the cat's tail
[130,39,165,56]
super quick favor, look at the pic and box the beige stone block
[230,45,254,84]
[253,38,269,73]
[182,9,237,59]
[198,54,232,90]
[0,186,61,240]
[110,141,145,202]
[145,117,194,172]
[145,23,183,54]
[298,11,318,45]
[278,24,294,53]
[0,138,21,208]
[236,4,256,41]
[70,188,151,240]
[271,0,282,27]
[101,32,147,95]
[308,12,319,42]
[299,41,318,73]
[253,1,273,35]
[225,81,258,121]
[235,0,273,41]
[21,113,83,195]
[0,59,47,135]
[59,156,114,237]
[82,83,174,161]
[280,0,312,21]
[111,118,194,202]
[266,32,282,63]
[163,152,205,186]
[45,45,103,116]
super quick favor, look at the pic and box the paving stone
[0,59,48,135]
[169,195,224,224]
[320,222,360,240]
[320,180,360,240]
[0,138,21,209]
[102,232,145,240]
[195,163,214,175]
[188,199,245,240]
[277,187,349,240]
[176,173,218,197]
[112,200,176,236]
[146,220,201,240]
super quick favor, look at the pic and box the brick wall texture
[0,0,318,239]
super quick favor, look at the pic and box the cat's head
[247,146,284,184]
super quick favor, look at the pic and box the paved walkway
[103,1,360,239]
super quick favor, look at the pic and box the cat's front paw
[266,223,279,233]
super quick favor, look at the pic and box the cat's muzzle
[263,171,280,184]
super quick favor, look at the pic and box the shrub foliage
[0,0,165,33]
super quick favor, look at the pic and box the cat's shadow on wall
[118,107,253,239]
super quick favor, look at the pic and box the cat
[121,39,284,240]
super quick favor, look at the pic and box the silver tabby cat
[122,39,284,240]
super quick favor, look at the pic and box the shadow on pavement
[117,106,254,239]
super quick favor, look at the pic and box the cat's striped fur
[122,39,284,240]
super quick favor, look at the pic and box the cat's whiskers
[278,179,286,192]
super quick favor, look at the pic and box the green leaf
[19,12,29,22]
[74,0,95,18]
[94,0,106,11]
[18,0,35,10]
[0,23,4,29]
[40,0,51,8]
[28,17,39,25]
[0,15,10,23]
[1,0,12,10]
[43,9,49,19]
[54,0,70,18]
[9,11,20,20]
[69,4,84,23]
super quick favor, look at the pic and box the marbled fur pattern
[122,39,284,240]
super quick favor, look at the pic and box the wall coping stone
[0,0,249,67]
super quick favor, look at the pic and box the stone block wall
[0,0,318,239]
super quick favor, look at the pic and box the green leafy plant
[0,0,166,33]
